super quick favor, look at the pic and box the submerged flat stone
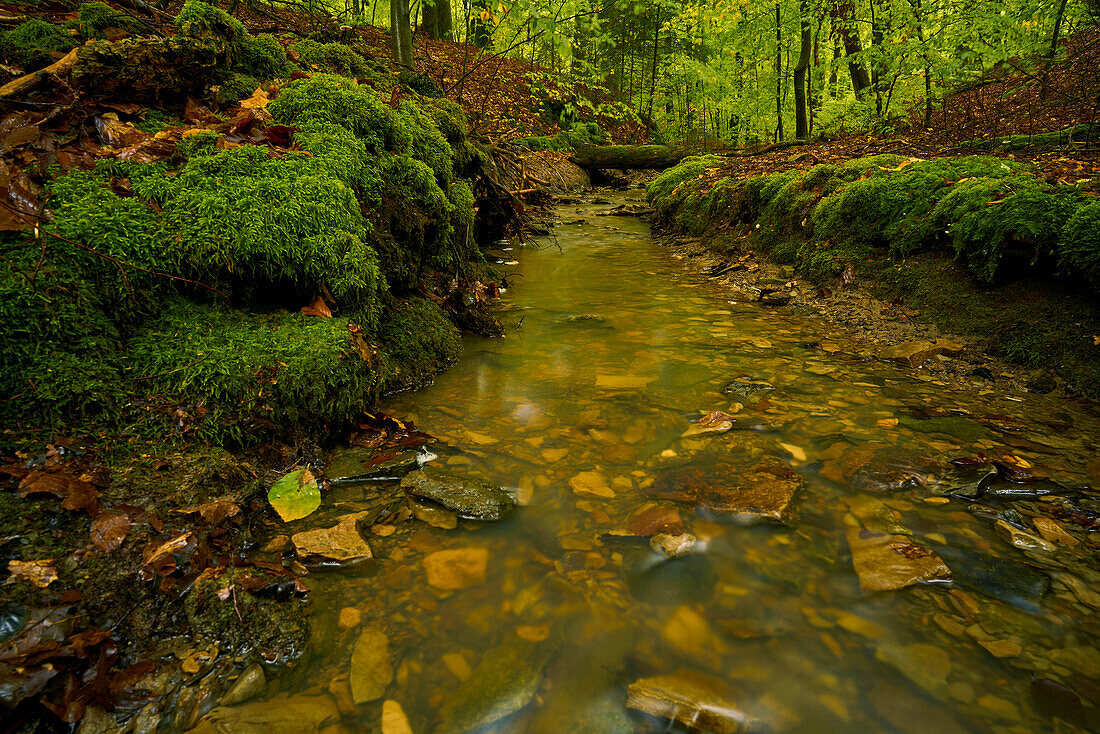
[438,636,555,734]
[719,379,774,403]
[653,462,802,525]
[847,527,952,592]
[879,339,965,368]
[326,446,425,482]
[934,545,1049,611]
[627,670,758,734]
[400,467,515,520]
[291,512,372,564]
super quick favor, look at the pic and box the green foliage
[934,177,1078,282]
[399,69,443,96]
[74,2,137,36]
[515,123,608,152]
[135,109,172,134]
[128,300,385,443]
[237,33,293,79]
[293,38,366,77]
[0,19,75,71]
[647,155,722,222]
[176,129,220,158]
[1059,200,1100,285]
[176,0,247,44]
[214,73,260,105]
[268,74,394,151]
[376,298,462,392]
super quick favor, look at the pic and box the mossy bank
[648,154,1100,397]
[1,1,494,448]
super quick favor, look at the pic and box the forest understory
[0,0,1098,730]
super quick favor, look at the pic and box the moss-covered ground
[648,154,1100,396]
[0,0,499,449]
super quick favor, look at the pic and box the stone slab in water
[400,466,515,520]
[934,544,1049,611]
[627,670,758,734]
[719,378,775,403]
[847,527,952,592]
[438,636,555,734]
[187,692,339,734]
[651,462,803,525]
[326,447,425,482]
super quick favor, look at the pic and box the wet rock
[1032,517,1079,547]
[381,700,413,734]
[626,670,758,733]
[868,680,970,734]
[1049,646,1100,678]
[189,693,340,733]
[651,462,802,525]
[968,366,996,381]
[438,637,555,734]
[569,470,616,498]
[349,627,393,704]
[650,532,697,559]
[875,642,952,699]
[611,503,683,537]
[423,547,489,590]
[760,291,792,306]
[933,544,1049,611]
[626,552,717,606]
[994,520,1056,553]
[400,467,515,521]
[846,527,952,592]
[561,314,606,325]
[848,450,939,493]
[526,635,633,734]
[899,415,989,443]
[879,339,965,367]
[411,500,458,529]
[719,379,774,403]
[221,664,266,706]
[1030,678,1091,729]
[326,447,427,482]
[291,513,373,565]
[682,410,737,437]
[1025,374,1058,394]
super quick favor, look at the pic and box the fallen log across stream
[571,144,695,170]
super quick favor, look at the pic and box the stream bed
[247,194,1100,733]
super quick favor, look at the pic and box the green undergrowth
[1,38,485,446]
[649,154,1100,395]
[515,123,608,152]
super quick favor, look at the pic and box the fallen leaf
[238,87,270,110]
[300,295,332,318]
[268,468,321,522]
[18,471,100,515]
[7,560,58,588]
[90,513,130,552]
[876,418,899,429]
[173,500,241,524]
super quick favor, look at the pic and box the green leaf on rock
[268,468,320,522]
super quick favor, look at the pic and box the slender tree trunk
[391,0,414,67]
[469,0,493,48]
[910,0,932,126]
[1049,0,1071,58]
[794,0,811,139]
[423,0,453,40]
[646,4,661,121]
[831,0,870,96]
[776,1,784,141]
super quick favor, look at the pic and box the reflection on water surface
[272,195,1100,733]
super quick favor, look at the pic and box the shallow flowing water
[286,193,1100,733]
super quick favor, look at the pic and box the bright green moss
[0,19,75,71]
[237,33,292,79]
[377,298,462,393]
[268,74,393,150]
[214,72,260,105]
[176,129,220,158]
[393,100,454,183]
[75,2,138,36]
[933,177,1078,282]
[647,155,723,223]
[1059,199,1100,285]
[129,300,384,442]
[176,0,247,44]
[293,38,366,77]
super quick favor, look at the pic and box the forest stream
[226,191,1100,734]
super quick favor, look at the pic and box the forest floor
[0,0,1098,730]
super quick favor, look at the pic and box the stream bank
[647,153,1100,399]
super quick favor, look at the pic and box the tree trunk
[646,4,661,121]
[572,145,694,170]
[869,0,885,114]
[469,0,493,48]
[390,0,414,66]
[423,0,452,39]
[831,0,870,96]
[775,1,783,142]
[794,0,811,139]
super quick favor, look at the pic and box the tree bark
[831,0,870,96]
[391,0,414,66]
[423,0,452,39]
[775,1,784,142]
[572,145,694,170]
[469,0,493,48]
[794,0,811,139]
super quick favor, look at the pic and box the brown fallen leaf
[18,471,100,515]
[7,559,58,588]
[300,294,332,318]
[172,499,241,525]
[238,87,270,110]
[90,513,130,552]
